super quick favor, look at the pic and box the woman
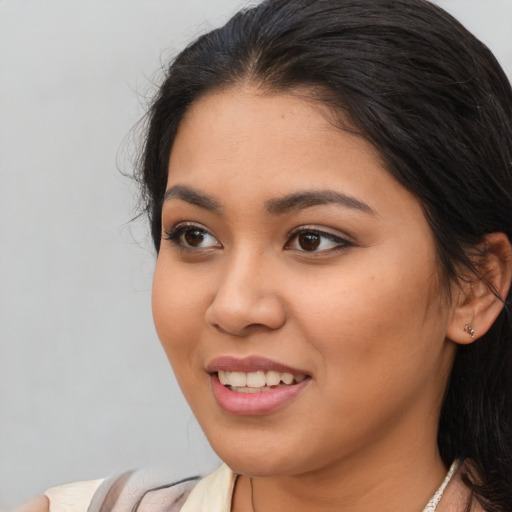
[19,0,512,511]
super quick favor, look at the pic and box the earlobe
[446,232,512,345]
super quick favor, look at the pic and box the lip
[207,356,311,415]
[206,355,309,375]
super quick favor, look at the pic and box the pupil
[299,232,320,251]
[185,229,205,246]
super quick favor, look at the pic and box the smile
[218,370,307,393]
[207,357,311,415]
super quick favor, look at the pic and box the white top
[180,464,236,512]
[43,465,234,512]
[44,479,104,512]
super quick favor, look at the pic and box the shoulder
[11,495,49,512]
[14,465,234,512]
[27,471,201,512]
[13,480,103,512]
[44,479,104,512]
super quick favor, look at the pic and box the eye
[285,227,351,253]
[164,223,221,249]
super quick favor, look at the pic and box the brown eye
[165,224,221,249]
[298,232,321,251]
[184,229,207,247]
[285,227,352,253]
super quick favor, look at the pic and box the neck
[232,424,448,512]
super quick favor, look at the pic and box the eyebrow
[265,190,375,215]
[163,185,223,214]
[163,185,375,216]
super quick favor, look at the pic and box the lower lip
[210,374,310,415]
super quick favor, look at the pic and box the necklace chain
[421,459,461,512]
[248,459,461,512]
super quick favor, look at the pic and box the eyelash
[164,222,221,250]
[285,227,352,253]
[163,223,353,254]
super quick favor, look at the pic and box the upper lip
[206,356,310,376]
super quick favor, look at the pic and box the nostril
[205,292,286,336]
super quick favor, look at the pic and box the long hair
[135,1,512,509]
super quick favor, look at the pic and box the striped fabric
[43,464,237,512]
[88,472,200,512]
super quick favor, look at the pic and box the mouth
[217,370,307,393]
[206,356,311,415]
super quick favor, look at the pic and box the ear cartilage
[464,324,475,338]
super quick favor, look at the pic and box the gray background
[1,1,511,509]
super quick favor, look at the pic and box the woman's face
[152,88,457,477]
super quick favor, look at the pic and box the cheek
[287,261,449,451]
[293,251,446,382]
[152,259,209,364]
[152,259,215,411]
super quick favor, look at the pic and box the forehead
[169,88,378,183]
[165,87,422,223]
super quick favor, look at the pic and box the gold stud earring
[464,324,475,338]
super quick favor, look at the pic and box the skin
[12,495,49,512]
[152,87,464,512]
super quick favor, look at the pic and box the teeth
[218,371,228,385]
[246,371,266,388]
[217,370,307,390]
[266,370,281,386]
[231,386,267,394]
[229,372,247,387]
[281,372,294,385]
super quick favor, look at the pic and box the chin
[220,453,299,478]
[207,432,313,478]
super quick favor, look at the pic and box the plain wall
[1,0,511,509]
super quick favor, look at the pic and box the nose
[205,251,286,336]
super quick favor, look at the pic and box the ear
[446,232,512,345]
